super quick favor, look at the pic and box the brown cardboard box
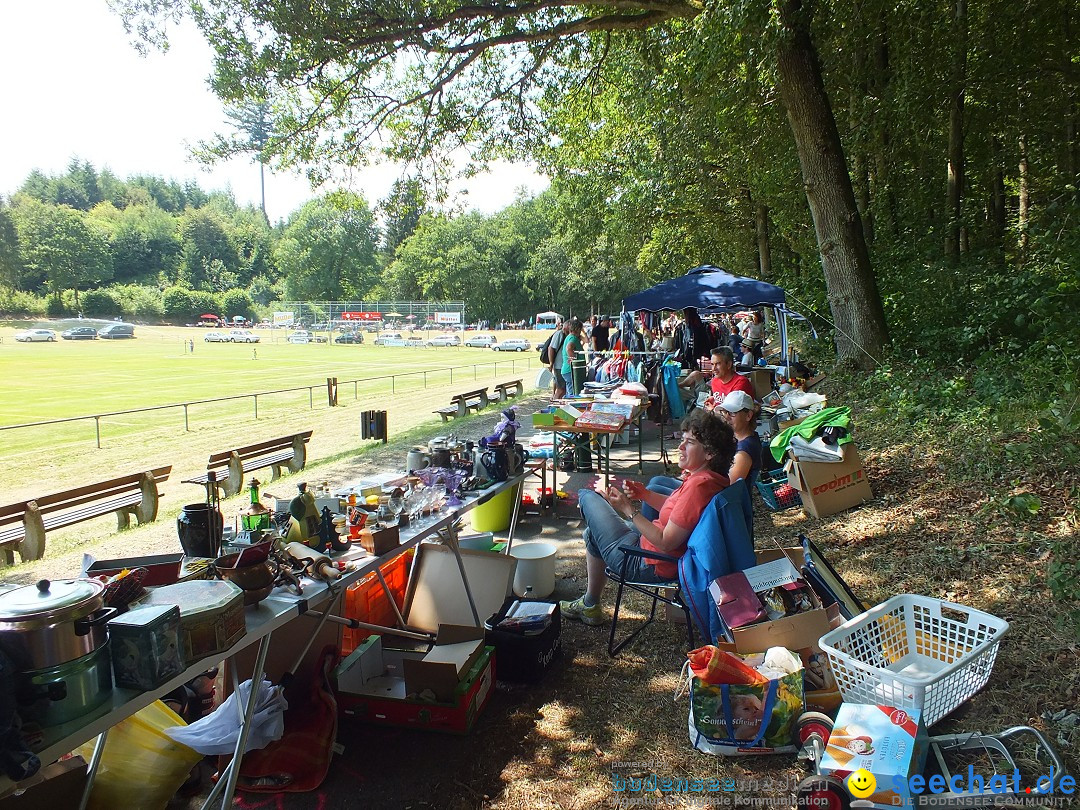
[747,369,774,400]
[777,414,808,431]
[784,442,873,518]
[659,587,687,625]
[0,756,88,808]
[714,548,845,716]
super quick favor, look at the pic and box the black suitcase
[484,599,562,683]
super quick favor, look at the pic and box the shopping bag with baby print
[682,648,804,756]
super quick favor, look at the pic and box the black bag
[484,599,561,683]
[537,331,555,362]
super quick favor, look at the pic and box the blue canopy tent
[621,264,809,360]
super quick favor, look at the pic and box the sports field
[0,319,542,500]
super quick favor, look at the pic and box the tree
[178,208,240,290]
[198,100,277,221]
[378,178,428,266]
[11,196,111,305]
[115,0,890,366]
[273,192,379,300]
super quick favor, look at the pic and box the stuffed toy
[480,407,519,447]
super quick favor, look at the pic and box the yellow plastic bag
[76,700,202,810]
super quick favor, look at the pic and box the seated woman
[714,390,762,488]
[560,411,736,625]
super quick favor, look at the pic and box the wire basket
[818,594,1009,726]
[755,473,802,511]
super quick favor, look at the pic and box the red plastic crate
[341,547,415,655]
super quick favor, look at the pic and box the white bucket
[509,542,557,598]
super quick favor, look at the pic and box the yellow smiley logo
[846,769,876,798]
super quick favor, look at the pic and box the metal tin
[108,604,186,691]
[0,579,109,671]
[142,580,246,663]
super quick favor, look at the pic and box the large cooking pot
[0,579,115,671]
[16,642,114,727]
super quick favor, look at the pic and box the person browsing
[714,390,763,487]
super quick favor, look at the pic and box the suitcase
[484,599,562,683]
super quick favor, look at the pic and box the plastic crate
[341,547,415,655]
[818,595,1009,725]
[755,473,802,511]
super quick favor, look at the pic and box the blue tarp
[621,265,786,313]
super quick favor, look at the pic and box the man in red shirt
[679,347,755,409]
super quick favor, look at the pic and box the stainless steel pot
[0,579,114,671]
[16,642,114,727]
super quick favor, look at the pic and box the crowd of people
[537,308,778,627]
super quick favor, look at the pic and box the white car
[493,338,531,352]
[288,331,312,344]
[464,334,497,348]
[15,329,57,342]
[426,334,462,347]
[373,333,404,346]
[203,331,229,343]
[229,329,260,343]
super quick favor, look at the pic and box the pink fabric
[640,470,727,578]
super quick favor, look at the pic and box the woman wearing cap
[715,390,762,487]
[560,410,736,626]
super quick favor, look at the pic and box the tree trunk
[756,203,773,279]
[774,0,889,368]
[944,0,967,262]
[1018,133,1030,252]
[990,135,1007,242]
[870,12,897,237]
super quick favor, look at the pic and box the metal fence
[0,357,535,449]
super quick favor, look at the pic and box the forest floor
[6,380,1078,810]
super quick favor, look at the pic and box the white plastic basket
[818,594,1008,726]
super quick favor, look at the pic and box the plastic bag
[165,678,287,755]
[76,700,201,810]
[687,645,767,685]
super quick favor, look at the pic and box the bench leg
[0,547,14,566]
[132,471,160,524]
[439,412,452,422]
[224,453,244,498]
[456,402,468,418]
[268,463,283,482]
[116,509,133,531]
[20,503,46,562]
[288,435,307,473]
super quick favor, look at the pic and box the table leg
[506,479,522,551]
[637,411,643,474]
[443,522,482,627]
[604,432,611,488]
[201,633,273,810]
[78,729,109,810]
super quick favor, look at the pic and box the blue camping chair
[605,479,756,656]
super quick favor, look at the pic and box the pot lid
[0,579,104,618]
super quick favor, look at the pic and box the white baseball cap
[716,390,757,413]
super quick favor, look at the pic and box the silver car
[15,329,57,342]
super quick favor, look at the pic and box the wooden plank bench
[493,379,524,402]
[433,388,490,422]
[0,466,172,564]
[185,430,313,498]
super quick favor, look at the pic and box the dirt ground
[6,390,1077,810]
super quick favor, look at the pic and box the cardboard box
[553,404,582,425]
[360,524,400,555]
[532,412,556,427]
[784,442,873,518]
[0,756,88,809]
[335,635,495,733]
[713,548,845,716]
[819,704,929,810]
[747,368,774,400]
[777,414,808,431]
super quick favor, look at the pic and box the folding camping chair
[605,480,756,657]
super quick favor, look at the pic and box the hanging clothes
[662,360,685,419]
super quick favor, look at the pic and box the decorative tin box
[108,603,186,690]
[142,580,246,663]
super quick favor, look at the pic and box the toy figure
[480,407,519,447]
[286,483,322,547]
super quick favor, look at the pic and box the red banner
[341,312,382,321]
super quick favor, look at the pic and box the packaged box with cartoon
[819,703,929,809]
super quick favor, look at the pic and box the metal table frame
[26,474,526,810]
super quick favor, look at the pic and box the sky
[0,1,549,223]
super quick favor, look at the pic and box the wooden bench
[185,431,313,498]
[0,466,172,564]
[433,388,490,422]
[493,379,524,402]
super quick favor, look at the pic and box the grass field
[0,319,543,500]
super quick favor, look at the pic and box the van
[98,323,135,339]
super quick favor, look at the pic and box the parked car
[229,329,260,343]
[335,332,363,344]
[493,338,531,352]
[98,323,135,339]
[61,326,98,340]
[373,332,403,345]
[204,331,229,343]
[15,328,56,342]
[288,331,312,344]
[464,334,497,348]
[426,334,462,347]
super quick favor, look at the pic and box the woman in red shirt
[561,411,736,625]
